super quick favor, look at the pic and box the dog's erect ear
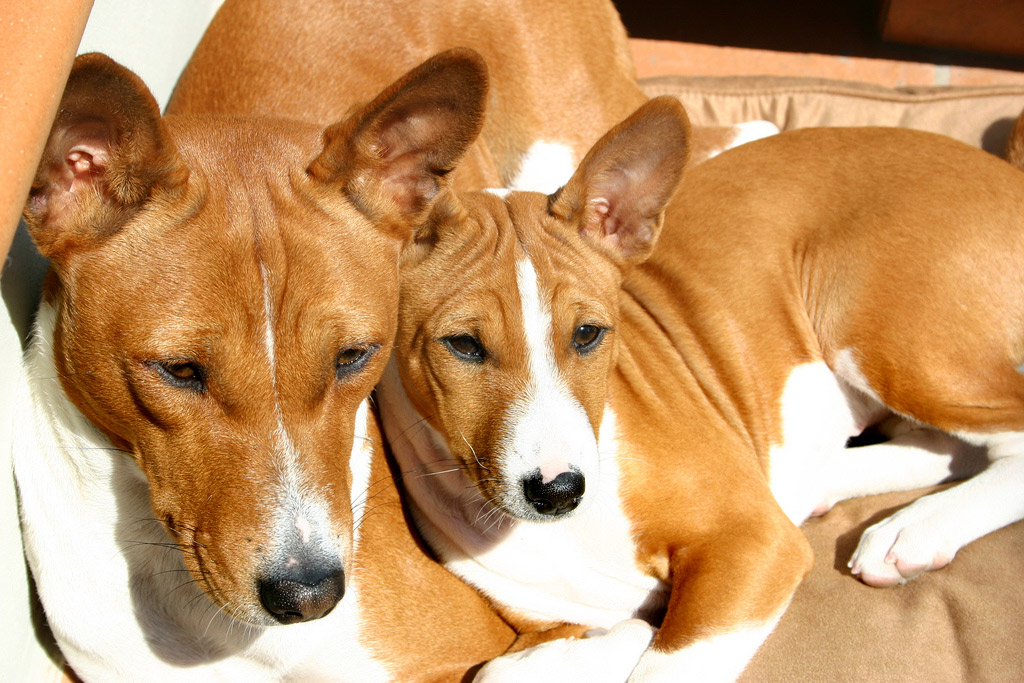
[23,52,187,261]
[307,48,488,236]
[550,96,690,265]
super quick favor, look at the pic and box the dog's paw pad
[849,509,957,587]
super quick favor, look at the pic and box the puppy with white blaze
[379,92,1024,681]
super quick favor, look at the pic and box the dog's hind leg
[840,352,1024,586]
[811,419,988,517]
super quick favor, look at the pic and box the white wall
[77,0,224,110]
[3,2,221,679]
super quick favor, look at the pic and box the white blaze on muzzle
[257,255,346,624]
[497,256,599,519]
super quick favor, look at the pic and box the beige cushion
[641,75,1024,155]
[746,486,1024,681]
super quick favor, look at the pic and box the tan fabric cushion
[745,486,1024,681]
[641,75,1024,155]
[640,75,1024,681]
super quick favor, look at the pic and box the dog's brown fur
[384,104,1024,677]
[168,0,644,192]
[21,49,518,679]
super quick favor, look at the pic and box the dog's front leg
[629,521,812,682]
[476,620,654,683]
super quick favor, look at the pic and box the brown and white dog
[14,49,528,680]
[375,92,1024,680]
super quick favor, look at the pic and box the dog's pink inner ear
[553,96,690,265]
[32,120,112,218]
[26,116,124,258]
[576,155,681,263]
[24,53,185,260]
[370,103,461,214]
[64,137,110,193]
[309,48,488,235]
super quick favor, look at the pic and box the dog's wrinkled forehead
[169,115,321,177]
[402,189,623,336]
[98,117,400,321]
[403,192,520,302]
[503,190,623,303]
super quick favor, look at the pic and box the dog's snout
[522,469,585,516]
[258,561,345,624]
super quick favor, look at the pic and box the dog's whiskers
[122,539,201,559]
[186,583,219,612]
[473,500,504,528]
[396,413,435,442]
[349,473,395,509]
[414,466,467,478]
[458,428,489,472]
[352,434,381,447]
[353,500,399,529]
[137,516,210,549]
[396,459,476,483]
[481,506,511,535]
[201,594,230,640]
[168,576,205,598]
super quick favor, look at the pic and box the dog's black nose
[258,562,345,624]
[523,469,585,516]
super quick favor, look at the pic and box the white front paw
[849,498,958,587]
[627,621,777,682]
[476,619,654,683]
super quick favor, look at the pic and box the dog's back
[168,0,646,191]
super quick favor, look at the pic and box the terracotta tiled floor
[631,38,1024,87]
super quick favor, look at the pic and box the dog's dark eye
[151,359,206,393]
[335,344,379,379]
[572,325,607,355]
[441,334,486,363]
